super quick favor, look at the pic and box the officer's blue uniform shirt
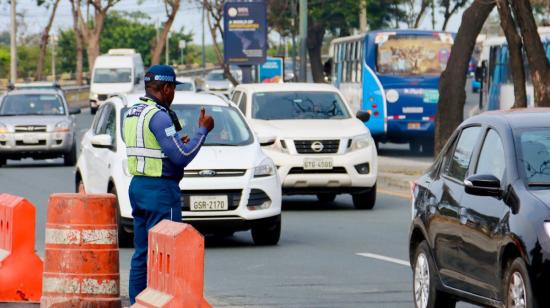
[127,94,208,180]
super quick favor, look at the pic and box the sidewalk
[377,155,433,199]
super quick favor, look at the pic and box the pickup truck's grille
[14,125,47,133]
[294,140,340,154]
[288,167,347,174]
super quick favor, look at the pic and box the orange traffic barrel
[41,193,121,308]
[132,220,211,308]
[0,194,43,302]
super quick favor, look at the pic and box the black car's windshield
[517,128,550,188]
[172,104,253,146]
[252,91,351,120]
[93,68,132,83]
[0,94,65,116]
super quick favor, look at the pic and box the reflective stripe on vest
[126,147,166,159]
[136,105,158,173]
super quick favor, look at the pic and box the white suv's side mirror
[258,135,276,146]
[91,134,113,149]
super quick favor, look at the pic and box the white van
[89,49,144,114]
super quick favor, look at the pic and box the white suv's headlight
[55,121,71,132]
[0,123,9,134]
[254,158,276,177]
[544,222,550,238]
[351,134,372,151]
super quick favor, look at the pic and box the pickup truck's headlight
[90,93,98,100]
[55,121,71,132]
[351,134,372,151]
[254,158,275,178]
[544,222,550,238]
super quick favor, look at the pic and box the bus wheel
[421,141,434,156]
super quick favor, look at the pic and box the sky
[0,0,469,46]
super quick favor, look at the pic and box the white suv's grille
[14,125,47,133]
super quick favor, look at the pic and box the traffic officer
[123,64,214,304]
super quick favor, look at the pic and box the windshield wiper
[528,182,550,187]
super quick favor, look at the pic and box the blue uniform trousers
[128,176,182,304]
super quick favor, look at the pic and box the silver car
[0,88,81,167]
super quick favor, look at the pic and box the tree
[403,0,431,28]
[150,0,181,65]
[35,0,61,81]
[201,0,239,85]
[439,0,470,31]
[75,0,120,70]
[69,0,85,85]
[510,0,550,106]
[496,0,527,108]
[435,0,495,154]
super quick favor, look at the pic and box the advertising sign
[223,1,267,65]
[258,57,284,83]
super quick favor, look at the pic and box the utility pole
[201,5,206,76]
[10,0,17,83]
[359,0,367,33]
[431,0,436,30]
[298,0,307,82]
[51,35,57,81]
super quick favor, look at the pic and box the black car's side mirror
[356,111,371,123]
[464,174,501,197]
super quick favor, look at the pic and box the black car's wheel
[504,258,537,308]
[251,218,281,246]
[352,185,376,210]
[110,185,134,248]
[410,141,422,154]
[64,143,77,166]
[317,193,336,203]
[413,241,456,308]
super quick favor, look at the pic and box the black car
[409,109,550,308]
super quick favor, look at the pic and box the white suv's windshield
[206,72,226,81]
[93,68,132,83]
[252,91,351,120]
[0,94,65,116]
[173,105,253,146]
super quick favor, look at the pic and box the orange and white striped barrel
[41,193,121,308]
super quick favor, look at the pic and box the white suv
[231,83,377,209]
[75,92,282,245]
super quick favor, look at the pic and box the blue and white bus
[482,28,550,110]
[330,30,454,152]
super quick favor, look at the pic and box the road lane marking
[356,252,410,267]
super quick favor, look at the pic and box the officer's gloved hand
[198,107,215,132]
[180,135,190,144]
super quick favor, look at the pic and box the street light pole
[51,35,57,81]
[165,32,170,65]
[10,0,17,83]
[298,0,307,82]
[201,5,206,76]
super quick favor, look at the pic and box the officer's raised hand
[198,107,215,132]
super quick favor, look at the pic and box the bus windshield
[376,35,452,76]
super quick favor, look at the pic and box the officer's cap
[144,65,183,85]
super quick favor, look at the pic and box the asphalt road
[0,110,481,307]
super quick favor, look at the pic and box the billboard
[258,57,284,83]
[223,1,267,65]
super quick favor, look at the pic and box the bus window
[376,35,452,76]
